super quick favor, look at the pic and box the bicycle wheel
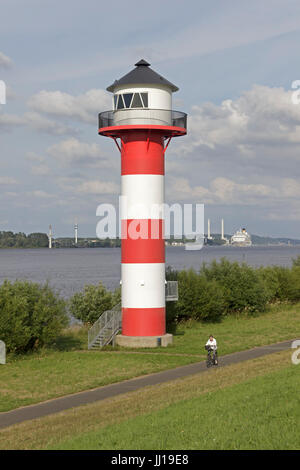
[206,354,212,368]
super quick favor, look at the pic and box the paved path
[0,339,295,430]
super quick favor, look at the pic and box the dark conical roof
[107,60,179,93]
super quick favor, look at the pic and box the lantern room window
[114,92,148,110]
[114,94,118,109]
[117,94,125,109]
[141,93,148,107]
[131,93,143,108]
[123,93,133,108]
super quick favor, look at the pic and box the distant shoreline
[0,243,299,250]
[1,230,299,249]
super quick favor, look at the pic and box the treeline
[0,231,48,248]
[55,237,121,248]
[166,256,300,324]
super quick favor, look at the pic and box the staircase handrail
[88,302,121,349]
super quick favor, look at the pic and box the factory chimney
[207,219,212,239]
[48,225,52,249]
[221,218,225,240]
[74,218,78,245]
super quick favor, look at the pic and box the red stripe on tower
[121,131,165,175]
[122,307,165,336]
[121,219,164,264]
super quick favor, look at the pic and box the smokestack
[49,225,52,249]
[74,218,78,244]
[221,219,224,240]
[208,219,211,239]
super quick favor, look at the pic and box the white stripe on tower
[121,175,164,220]
[122,263,165,308]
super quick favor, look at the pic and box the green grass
[0,350,195,412]
[53,363,300,450]
[0,350,293,449]
[120,302,300,355]
[1,302,299,412]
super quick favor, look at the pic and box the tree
[69,283,119,325]
[257,266,281,303]
[292,255,300,268]
[0,280,68,353]
[201,258,269,314]
[166,269,227,324]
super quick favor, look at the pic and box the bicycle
[205,345,218,368]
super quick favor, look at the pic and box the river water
[0,245,299,298]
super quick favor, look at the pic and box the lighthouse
[98,60,187,347]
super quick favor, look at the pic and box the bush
[201,258,269,314]
[292,255,300,268]
[274,265,300,302]
[285,267,300,302]
[0,280,68,353]
[166,259,300,326]
[112,286,121,306]
[257,266,281,303]
[69,282,120,325]
[166,269,227,324]
[287,266,300,302]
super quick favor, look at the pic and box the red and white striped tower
[98,60,187,347]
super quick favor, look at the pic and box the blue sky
[1,0,300,238]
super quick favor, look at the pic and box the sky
[1,0,300,238]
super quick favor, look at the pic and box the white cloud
[31,164,51,176]
[77,180,119,195]
[0,52,12,68]
[0,113,24,131]
[0,111,76,136]
[47,137,111,167]
[26,152,46,163]
[179,85,300,155]
[0,176,18,184]
[167,176,300,207]
[166,84,300,226]
[5,85,16,100]
[28,89,111,124]
[57,176,119,196]
[24,111,78,136]
[26,190,55,199]
[267,205,300,221]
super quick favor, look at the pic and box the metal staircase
[88,281,178,350]
[88,302,122,350]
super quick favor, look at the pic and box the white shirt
[206,338,217,350]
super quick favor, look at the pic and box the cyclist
[205,335,218,365]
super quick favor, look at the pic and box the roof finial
[135,59,150,67]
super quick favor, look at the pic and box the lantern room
[106,59,178,126]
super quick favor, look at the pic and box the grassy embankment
[0,302,300,413]
[1,349,299,450]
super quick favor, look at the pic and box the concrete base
[115,333,173,348]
